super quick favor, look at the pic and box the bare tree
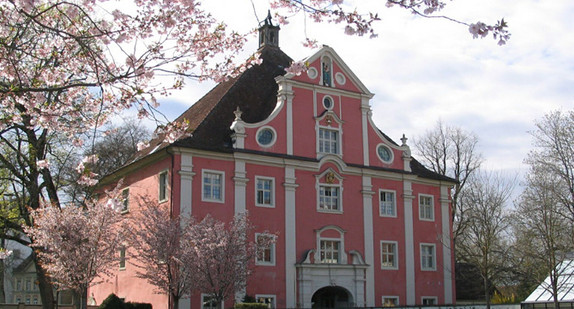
[510,110,574,306]
[414,120,483,249]
[513,164,574,308]
[456,170,514,309]
[526,110,574,220]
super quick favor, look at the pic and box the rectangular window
[382,296,399,307]
[421,244,436,271]
[202,294,221,309]
[59,290,75,305]
[319,185,340,211]
[121,188,129,213]
[256,295,276,309]
[419,194,434,221]
[319,128,339,154]
[25,279,31,291]
[256,234,275,266]
[159,170,168,202]
[422,297,437,305]
[202,170,224,202]
[320,240,340,264]
[381,241,398,269]
[119,247,126,269]
[380,190,396,217]
[16,279,21,291]
[256,177,274,207]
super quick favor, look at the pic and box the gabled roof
[132,45,292,160]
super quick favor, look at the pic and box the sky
[150,0,574,180]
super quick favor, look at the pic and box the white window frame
[318,184,341,212]
[158,170,169,203]
[419,194,434,221]
[202,170,225,203]
[256,294,276,309]
[255,233,276,266]
[422,296,438,305]
[382,296,399,307]
[255,176,275,208]
[256,126,277,148]
[379,190,397,217]
[121,188,129,213]
[380,241,398,269]
[420,243,436,271]
[319,238,341,264]
[318,127,340,155]
[119,247,126,270]
[201,294,222,309]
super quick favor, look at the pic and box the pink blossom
[137,141,150,151]
[36,160,50,170]
[285,61,308,76]
[0,249,13,260]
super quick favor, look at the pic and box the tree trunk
[78,286,88,309]
[33,253,55,309]
[484,275,491,309]
[172,294,179,309]
[0,257,5,303]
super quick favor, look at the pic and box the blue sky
[151,0,574,177]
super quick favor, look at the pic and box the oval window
[323,96,333,110]
[377,144,393,163]
[257,127,275,147]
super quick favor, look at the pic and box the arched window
[314,225,347,264]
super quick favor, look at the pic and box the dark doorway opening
[311,286,353,309]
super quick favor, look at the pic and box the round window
[377,144,393,163]
[323,96,333,110]
[257,127,275,147]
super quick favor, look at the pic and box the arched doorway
[311,286,353,309]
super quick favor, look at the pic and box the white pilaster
[362,176,375,307]
[179,153,195,220]
[277,80,294,156]
[403,180,416,305]
[441,185,454,304]
[233,160,248,215]
[284,166,298,307]
[361,98,371,166]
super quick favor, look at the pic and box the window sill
[317,209,343,214]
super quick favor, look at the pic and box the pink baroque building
[91,17,456,309]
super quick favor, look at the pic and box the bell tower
[258,10,280,48]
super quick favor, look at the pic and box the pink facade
[91,22,456,309]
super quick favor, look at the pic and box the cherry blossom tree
[25,199,125,309]
[0,0,255,306]
[187,214,274,309]
[128,199,195,309]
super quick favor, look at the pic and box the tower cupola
[258,10,280,48]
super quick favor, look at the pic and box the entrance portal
[311,286,353,309]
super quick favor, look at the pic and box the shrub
[99,294,125,309]
[125,302,153,309]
